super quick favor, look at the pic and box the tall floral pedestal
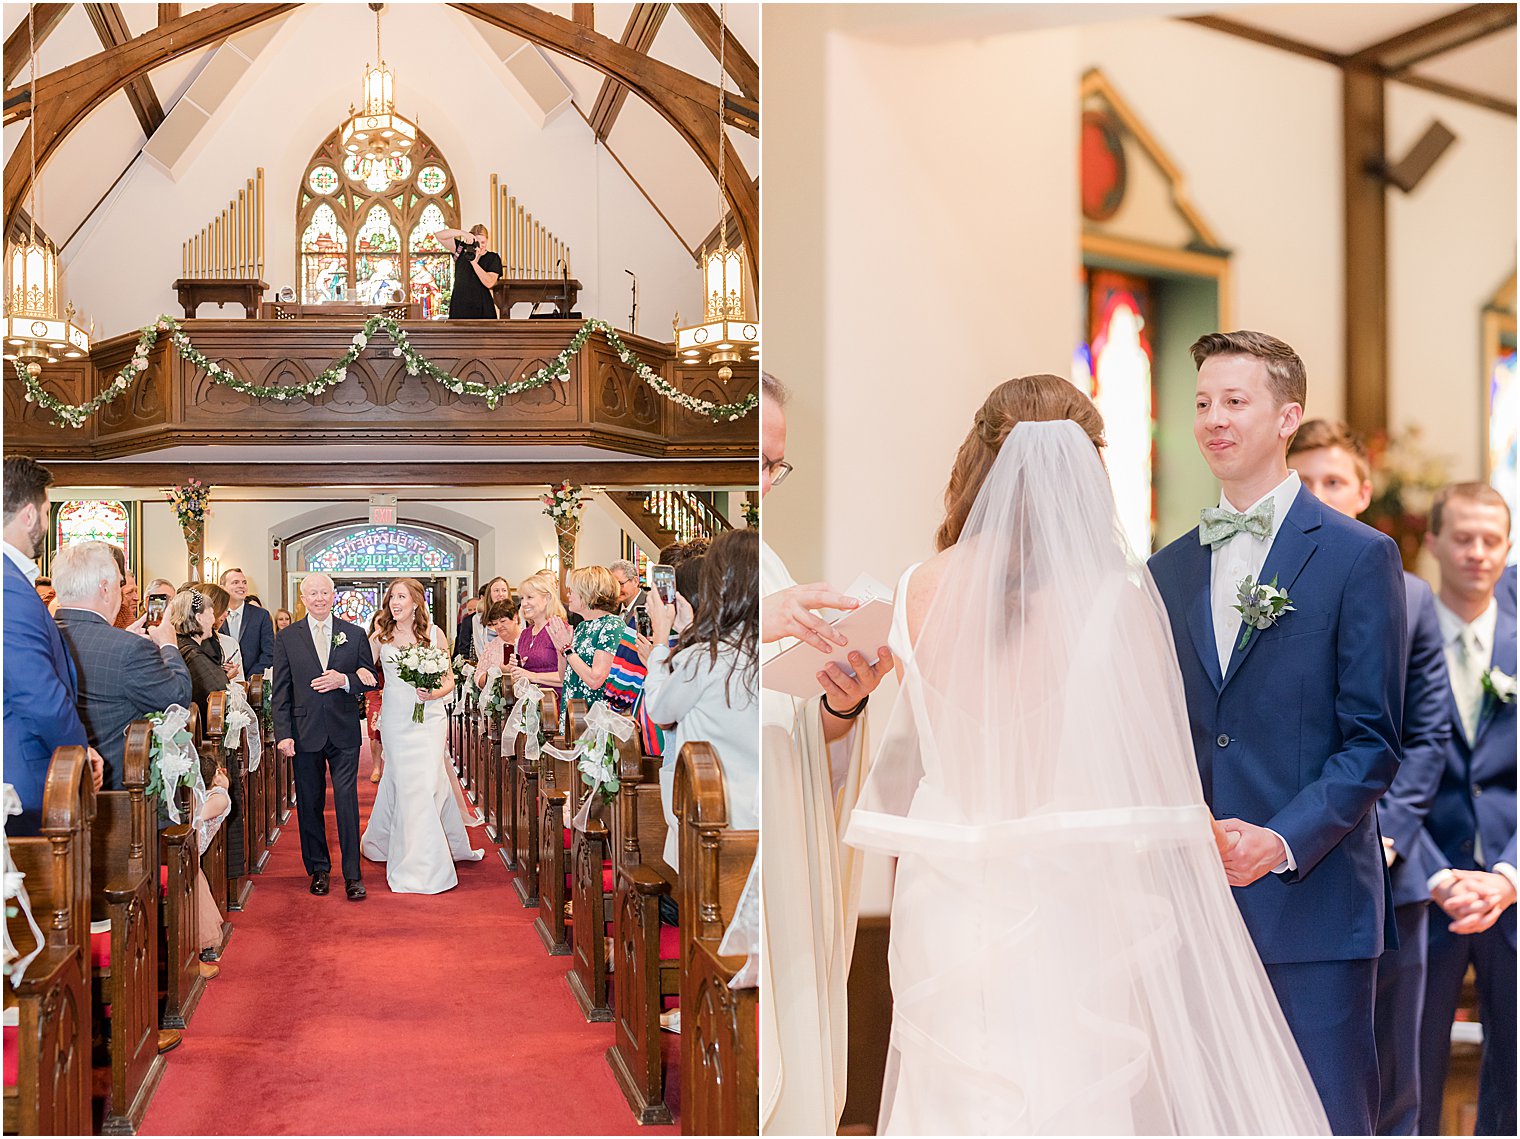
[555,520,578,599]
[185,526,205,583]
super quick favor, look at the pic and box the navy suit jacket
[1149,485,1405,964]
[271,618,376,753]
[3,557,88,834]
[1414,581,1517,947]
[53,607,192,791]
[1381,573,1454,906]
[228,602,275,677]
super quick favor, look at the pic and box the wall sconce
[544,550,560,574]
[204,555,221,582]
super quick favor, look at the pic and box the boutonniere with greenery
[1482,666,1516,704]
[1233,574,1294,650]
[332,631,347,647]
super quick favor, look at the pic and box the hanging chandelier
[674,4,758,381]
[4,6,90,376]
[339,3,417,185]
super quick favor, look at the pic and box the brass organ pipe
[256,168,265,278]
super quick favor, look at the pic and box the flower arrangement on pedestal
[165,478,210,581]
[1364,426,1450,571]
[542,482,587,575]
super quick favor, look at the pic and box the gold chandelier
[339,4,417,182]
[675,4,758,380]
[4,6,90,376]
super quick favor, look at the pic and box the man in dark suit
[219,566,274,677]
[1415,483,1516,1137]
[1149,333,1404,1135]
[610,558,648,628]
[1289,420,1452,1135]
[52,541,191,792]
[2,457,98,834]
[272,572,376,900]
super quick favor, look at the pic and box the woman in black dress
[431,223,501,319]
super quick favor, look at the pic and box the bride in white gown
[360,577,483,894]
[844,377,1329,1135]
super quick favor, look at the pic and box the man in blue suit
[1289,420,1452,1135]
[2,457,98,835]
[219,566,273,677]
[1149,333,1405,1135]
[1416,483,1516,1137]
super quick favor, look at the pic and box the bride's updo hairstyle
[935,374,1106,551]
[375,577,431,644]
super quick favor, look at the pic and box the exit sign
[369,493,398,526]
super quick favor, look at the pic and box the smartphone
[145,594,168,627]
[651,563,677,606]
[633,604,652,638]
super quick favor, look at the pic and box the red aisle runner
[141,741,678,1136]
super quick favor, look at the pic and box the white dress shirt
[307,614,348,689]
[226,602,245,643]
[3,540,40,584]
[1208,469,1301,873]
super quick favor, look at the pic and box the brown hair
[374,577,432,644]
[200,581,230,621]
[470,223,488,237]
[936,375,1106,551]
[168,587,209,637]
[1288,418,1371,483]
[484,597,520,624]
[565,565,620,613]
[1430,482,1512,536]
[1190,330,1307,409]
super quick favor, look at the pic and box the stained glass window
[56,500,129,551]
[1083,270,1155,556]
[297,129,459,307]
[333,585,381,628]
[1490,344,1516,557]
[306,527,458,574]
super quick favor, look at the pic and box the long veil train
[845,420,1330,1135]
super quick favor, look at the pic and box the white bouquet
[396,643,450,723]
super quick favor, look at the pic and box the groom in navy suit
[1149,332,1405,1135]
[272,572,376,900]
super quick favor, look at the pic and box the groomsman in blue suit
[1289,420,1452,1135]
[2,456,98,834]
[1416,483,1516,1137]
[1149,333,1405,1135]
[220,566,274,676]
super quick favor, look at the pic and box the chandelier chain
[716,3,726,253]
[28,1,38,242]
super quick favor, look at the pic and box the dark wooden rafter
[38,461,757,487]
[2,4,298,236]
[157,5,181,26]
[588,3,669,142]
[675,3,758,102]
[448,3,758,297]
[1347,3,1516,73]
[84,4,166,136]
[1343,65,1389,438]
[572,4,594,30]
[4,4,70,87]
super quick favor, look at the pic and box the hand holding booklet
[762,573,895,699]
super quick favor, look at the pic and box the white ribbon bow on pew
[477,666,503,732]
[3,784,46,991]
[153,705,197,825]
[719,858,760,991]
[545,702,635,831]
[501,677,545,762]
[222,682,262,772]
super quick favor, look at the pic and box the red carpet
[141,743,678,1136]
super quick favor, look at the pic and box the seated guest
[33,575,55,608]
[53,540,191,790]
[506,572,566,705]
[169,587,230,723]
[474,597,523,687]
[546,566,623,732]
[274,607,293,632]
[456,577,511,660]
[1418,483,1517,1137]
[642,529,759,871]
[3,457,96,835]
[220,567,274,678]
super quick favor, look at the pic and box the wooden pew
[91,725,165,1134]
[2,749,93,1137]
[221,684,253,914]
[198,693,232,955]
[510,689,559,908]
[675,743,758,1136]
[158,706,205,1032]
[482,704,504,845]
[534,700,586,956]
[244,675,272,875]
[606,739,681,1126]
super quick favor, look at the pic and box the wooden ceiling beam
[675,3,758,103]
[2,4,297,236]
[84,3,166,136]
[1394,71,1516,117]
[4,4,71,88]
[1180,16,1344,66]
[449,3,758,297]
[572,4,594,30]
[1348,3,1516,73]
[588,3,668,142]
[38,460,758,488]
[158,4,181,25]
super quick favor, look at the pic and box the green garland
[14,314,758,429]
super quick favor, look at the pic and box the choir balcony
[3,317,756,466]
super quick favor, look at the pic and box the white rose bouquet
[396,643,450,723]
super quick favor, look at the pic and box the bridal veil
[845,420,1329,1135]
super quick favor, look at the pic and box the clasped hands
[1211,817,1286,888]
[1432,870,1517,935]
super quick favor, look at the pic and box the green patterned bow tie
[1199,500,1275,551]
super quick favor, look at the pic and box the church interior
[3,2,757,1134]
[763,3,1514,1135]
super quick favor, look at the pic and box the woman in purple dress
[506,571,566,706]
